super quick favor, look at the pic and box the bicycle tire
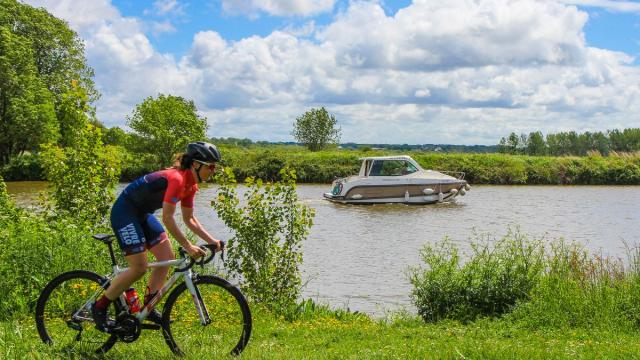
[162,275,252,356]
[35,270,120,355]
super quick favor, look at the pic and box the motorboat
[323,155,470,204]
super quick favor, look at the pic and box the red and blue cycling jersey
[110,168,198,255]
[122,168,198,214]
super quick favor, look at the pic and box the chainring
[114,314,141,343]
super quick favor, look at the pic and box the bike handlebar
[176,241,226,272]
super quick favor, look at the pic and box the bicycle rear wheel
[162,275,252,356]
[35,270,120,355]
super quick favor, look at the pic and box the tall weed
[409,229,640,331]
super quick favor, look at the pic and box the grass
[4,311,640,359]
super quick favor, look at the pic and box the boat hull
[323,181,466,205]
[323,191,458,205]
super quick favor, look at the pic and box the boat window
[368,161,384,176]
[402,161,418,175]
[369,160,418,176]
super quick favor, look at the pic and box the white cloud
[19,0,640,144]
[221,0,336,17]
[318,0,588,70]
[558,0,640,13]
[23,0,121,32]
[150,20,177,35]
[150,0,186,16]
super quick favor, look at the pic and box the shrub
[212,167,315,316]
[408,229,545,323]
[40,123,121,225]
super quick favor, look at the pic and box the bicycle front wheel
[35,270,120,355]
[162,275,252,356]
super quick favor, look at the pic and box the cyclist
[92,141,223,332]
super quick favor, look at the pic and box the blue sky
[23,0,640,145]
[583,8,639,62]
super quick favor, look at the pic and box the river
[6,182,640,316]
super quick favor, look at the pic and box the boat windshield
[368,160,418,176]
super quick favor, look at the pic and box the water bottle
[125,287,141,313]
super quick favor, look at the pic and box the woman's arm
[181,206,221,249]
[162,202,206,257]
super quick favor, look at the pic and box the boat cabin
[358,156,421,177]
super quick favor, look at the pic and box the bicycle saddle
[93,234,116,244]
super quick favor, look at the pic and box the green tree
[0,0,98,105]
[103,126,129,147]
[526,131,547,156]
[127,94,208,167]
[0,27,58,164]
[0,0,98,165]
[292,107,341,151]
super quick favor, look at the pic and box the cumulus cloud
[558,0,640,13]
[318,1,589,70]
[221,0,336,17]
[19,0,640,144]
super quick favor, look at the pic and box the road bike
[35,234,252,356]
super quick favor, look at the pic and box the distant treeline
[211,137,499,153]
[499,128,640,156]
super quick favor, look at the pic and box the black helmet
[187,142,221,163]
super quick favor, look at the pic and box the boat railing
[440,171,465,180]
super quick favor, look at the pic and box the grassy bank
[4,147,640,185]
[4,217,640,359]
[4,313,640,359]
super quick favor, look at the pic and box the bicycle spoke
[164,275,251,356]
[36,271,118,355]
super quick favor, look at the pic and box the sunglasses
[196,161,216,170]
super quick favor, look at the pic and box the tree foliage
[127,94,208,168]
[212,168,315,315]
[0,27,57,164]
[0,0,97,165]
[292,107,341,151]
[499,128,640,156]
[0,0,97,104]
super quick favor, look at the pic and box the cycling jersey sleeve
[180,185,198,208]
[163,171,185,206]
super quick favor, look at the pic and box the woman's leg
[147,236,174,293]
[104,252,148,300]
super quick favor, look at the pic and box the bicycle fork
[184,271,212,326]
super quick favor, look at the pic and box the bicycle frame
[72,256,212,326]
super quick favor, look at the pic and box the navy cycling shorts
[110,195,167,256]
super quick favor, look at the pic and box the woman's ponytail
[173,153,193,170]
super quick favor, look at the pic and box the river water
[6,182,640,316]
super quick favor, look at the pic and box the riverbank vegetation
[4,145,640,185]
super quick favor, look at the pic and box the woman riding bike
[92,141,222,332]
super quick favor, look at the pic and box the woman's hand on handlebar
[212,239,224,252]
[185,243,207,258]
